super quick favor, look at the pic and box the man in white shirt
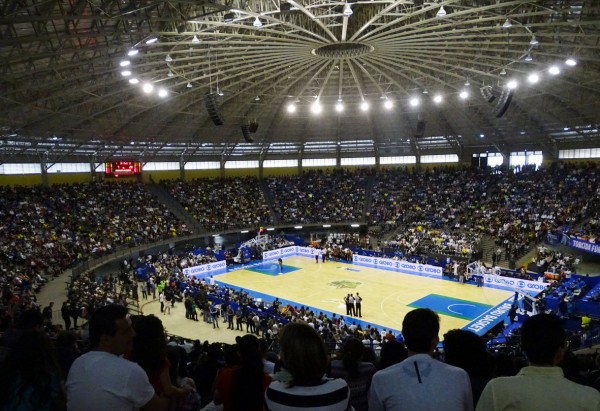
[476,313,600,411]
[66,305,169,411]
[369,308,473,411]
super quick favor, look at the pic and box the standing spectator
[42,302,54,326]
[227,306,235,330]
[210,304,219,329]
[476,314,600,411]
[141,282,148,300]
[61,301,71,330]
[69,301,79,330]
[265,322,350,410]
[66,305,169,411]
[369,308,473,411]
[159,292,165,313]
[214,334,271,411]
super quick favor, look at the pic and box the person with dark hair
[265,322,350,410]
[377,340,408,370]
[476,313,600,410]
[0,330,66,411]
[66,305,169,411]
[329,337,377,411]
[127,315,195,402]
[443,329,493,407]
[214,334,271,411]
[369,308,473,411]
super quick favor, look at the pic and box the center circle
[312,42,374,59]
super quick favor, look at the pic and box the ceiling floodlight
[121,70,131,76]
[167,70,174,77]
[529,37,539,46]
[223,12,235,22]
[548,66,560,75]
[507,80,518,89]
[217,88,224,96]
[527,73,539,83]
[119,60,130,67]
[127,49,139,56]
[459,90,469,99]
[525,53,533,62]
[255,95,260,101]
[186,82,193,88]
[384,100,393,109]
[500,68,507,75]
[143,83,154,93]
[565,58,577,66]
[502,19,512,29]
[294,226,303,229]
[165,54,173,62]
[158,88,168,98]
[360,101,369,111]
[287,103,296,113]
[145,36,158,44]
[464,79,470,86]
[479,134,485,138]
[343,3,353,16]
[409,97,419,107]
[129,78,140,84]
[335,102,344,112]
[436,5,446,17]
[433,94,443,104]
[192,35,200,43]
[311,102,322,114]
[253,17,263,27]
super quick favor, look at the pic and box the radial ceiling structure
[1,0,599,162]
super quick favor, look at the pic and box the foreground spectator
[369,308,473,411]
[214,334,271,411]
[476,313,600,411]
[265,322,351,410]
[66,305,169,411]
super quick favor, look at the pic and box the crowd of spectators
[266,169,370,224]
[164,177,273,232]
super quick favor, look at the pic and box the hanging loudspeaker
[495,88,514,118]
[480,85,496,103]
[415,120,426,138]
[203,93,225,126]
[241,125,254,143]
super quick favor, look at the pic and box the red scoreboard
[105,161,141,177]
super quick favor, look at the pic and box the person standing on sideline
[278,258,283,272]
[476,313,600,411]
[141,281,148,300]
[369,308,473,411]
[356,293,363,317]
[159,292,165,313]
[61,301,71,330]
[66,304,170,411]
[344,294,352,316]
[315,248,321,263]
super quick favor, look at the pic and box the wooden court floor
[142,256,513,344]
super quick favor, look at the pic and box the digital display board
[105,161,141,177]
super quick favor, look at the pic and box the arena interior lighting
[527,73,539,83]
[384,100,393,109]
[433,94,443,104]
[335,102,344,112]
[459,90,469,99]
[287,103,296,113]
[360,101,369,111]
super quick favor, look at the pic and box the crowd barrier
[183,260,227,278]
[352,254,443,276]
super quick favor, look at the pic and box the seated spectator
[0,329,66,411]
[329,337,377,411]
[369,308,473,411]
[66,304,169,411]
[265,321,351,410]
[476,313,600,410]
[214,334,271,411]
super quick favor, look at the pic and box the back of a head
[443,329,490,377]
[237,334,261,365]
[402,308,440,354]
[89,304,128,348]
[379,340,408,370]
[131,315,167,372]
[280,322,328,386]
[521,313,565,366]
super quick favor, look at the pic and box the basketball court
[142,256,514,344]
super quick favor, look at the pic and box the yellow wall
[0,174,43,186]
[185,169,222,180]
[142,170,181,183]
[262,167,299,177]
[48,173,92,185]
[224,168,260,178]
